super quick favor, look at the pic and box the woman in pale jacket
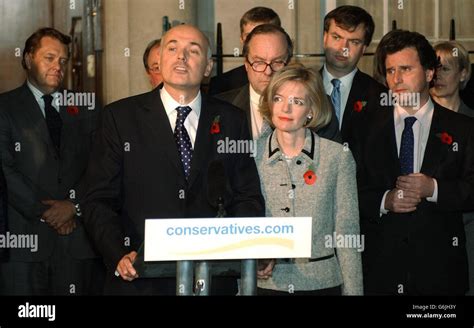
[255,64,363,295]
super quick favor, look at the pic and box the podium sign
[144,217,312,262]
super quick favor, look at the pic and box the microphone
[207,160,227,217]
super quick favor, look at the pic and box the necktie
[174,106,193,179]
[399,116,417,175]
[42,94,62,151]
[330,79,342,124]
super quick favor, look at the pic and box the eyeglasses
[148,66,160,74]
[246,59,287,73]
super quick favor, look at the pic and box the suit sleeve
[334,149,363,295]
[67,105,100,205]
[226,112,265,218]
[82,106,128,272]
[349,116,389,221]
[0,108,49,221]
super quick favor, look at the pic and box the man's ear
[425,68,435,83]
[460,68,468,83]
[25,53,32,70]
[204,58,214,77]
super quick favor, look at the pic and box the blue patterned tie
[399,116,417,175]
[174,106,193,179]
[331,79,342,123]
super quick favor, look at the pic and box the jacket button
[281,207,290,212]
[291,184,296,189]
[296,160,302,165]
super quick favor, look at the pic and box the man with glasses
[143,39,162,89]
[217,24,339,141]
[208,7,281,95]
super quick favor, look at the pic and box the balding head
[159,25,214,102]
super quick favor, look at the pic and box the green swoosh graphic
[173,237,294,256]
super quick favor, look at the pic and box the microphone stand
[195,197,225,296]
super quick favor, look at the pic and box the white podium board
[144,217,312,262]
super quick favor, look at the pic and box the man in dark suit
[217,24,340,142]
[0,164,7,262]
[351,30,474,295]
[82,24,264,295]
[321,5,387,142]
[0,28,104,295]
[208,6,281,95]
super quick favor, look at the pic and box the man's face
[244,32,288,95]
[26,36,68,94]
[160,25,213,95]
[323,19,367,77]
[147,45,162,88]
[240,22,260,45]
[385,47,434,109]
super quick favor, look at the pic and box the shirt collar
[160,85,201,117]
[266,129,318,165]
[323,64,358,90]
[249,84,261,107]
[394,97,434,126]
[27,80,60,107]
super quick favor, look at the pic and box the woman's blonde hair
[434,41,471,90]
[259,63,332,130]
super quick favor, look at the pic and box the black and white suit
[216,84,341,142]
[351,101,474,295]
[0,83,103,295]
[82,87,265,295]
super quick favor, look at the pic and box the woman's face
[271,81,312,134]
[431,52,466,99]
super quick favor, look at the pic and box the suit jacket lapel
[342,70,363,138]
[420,104,448,176]
[19,84,56,152]
[234,85,251,136]
[140,88,184,179]
[187,94,217,188]
[373,108,400,179]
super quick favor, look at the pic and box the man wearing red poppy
[82,25,264,295]
[321,5,387,142]
[0,28,103,295]
[351,30,474,295]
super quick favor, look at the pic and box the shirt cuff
[380,190,390,216]
[426,178,438,203]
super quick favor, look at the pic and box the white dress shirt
[249,84,266,140]
[322,65,358,128]
[380,98,438,214]
[160,86,201,147]
[27,80,60,117]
